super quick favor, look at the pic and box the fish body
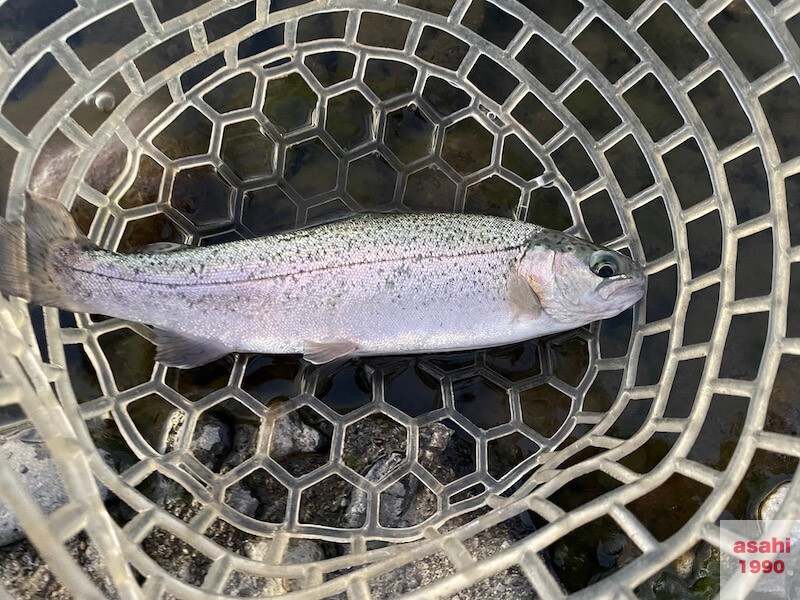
[0,196,646,367]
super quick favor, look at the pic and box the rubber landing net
[0,0,799,597]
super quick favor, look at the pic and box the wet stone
[548,514,640,592]
[224,482,259,516]
[190,414,232,472]
[275,450,329,479]
[345,452,409,528]
[232,469,289,522]
[135,473,203,523]
[419,422,453,458]
[635,544,720,599]
[0,535,119,599]
[342,418,479,530]
[268,412,323,460]
[487,433,540,480]
[759,481,789,520]
[141,526,212,585]
[126,394,185,453]
[391,476,437,528]
[0,430,113,546]
[223,538,322,595]
[343,414,408,475]
[418,420,477,485]
[220,423,259,473]
[299,475,359,527]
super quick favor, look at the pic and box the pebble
[225,483,259,517]
[189,415,231,471]
[759,481,789,521]
[269,412,323,460]
[223,538,324,595]
[345,452,408,528]
[0,430,112,546]
[673,550,694,580]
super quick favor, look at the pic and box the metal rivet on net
[93,92,116,113]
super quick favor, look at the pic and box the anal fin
[303,339,359,364]
[154,328,232,369]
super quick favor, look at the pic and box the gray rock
[0,430,112,546]
[0,534,119,599]
[419,422,452,456]
[759,482,789,521]
[345,452,408,528]
[189,415,231,471]
[597,532,626,568]
[220,424,259,473]
[367,514,538,599]
[269,412,322,460]
[225,482,259,517]
[284,539,324,565]
[224,538,324,595]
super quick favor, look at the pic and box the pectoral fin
[507,273,541,320]
[154,328,231,368]
[303,339,359,364]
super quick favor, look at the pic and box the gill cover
[518,235,645,324]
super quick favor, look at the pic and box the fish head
[518,231,646,324]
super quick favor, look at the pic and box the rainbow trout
[0,195,646,367]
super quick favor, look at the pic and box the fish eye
[590,252,620,278]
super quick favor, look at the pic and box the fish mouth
[598,276,646,302]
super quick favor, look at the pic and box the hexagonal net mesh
[0,0,799,597]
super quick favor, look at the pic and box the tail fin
[0,193,89,309]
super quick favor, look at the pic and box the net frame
[0,0,798,597]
